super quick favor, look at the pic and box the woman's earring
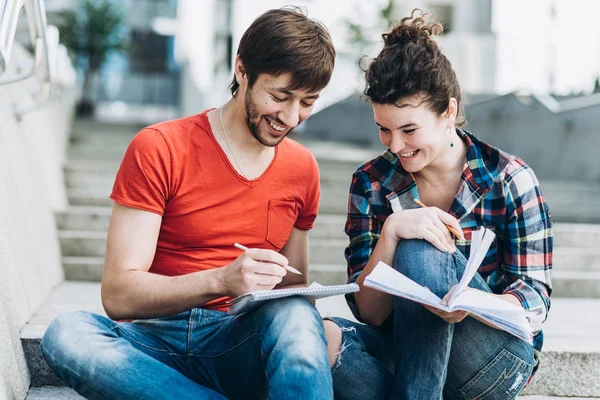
[448,127,454,147]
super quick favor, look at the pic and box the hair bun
[383,9,443,47]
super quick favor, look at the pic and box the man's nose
[278,102,300,128]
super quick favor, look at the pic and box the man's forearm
[101,268,225,320]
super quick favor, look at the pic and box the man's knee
[258,297,327,353]
[41,311,109,367]
[260,297,322,330]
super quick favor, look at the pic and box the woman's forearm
[354,227,400,326]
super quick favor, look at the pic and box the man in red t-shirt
[41,8,336,400]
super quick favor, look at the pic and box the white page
[450,289,525,314]
[364,262,447,310]
[448,228,496,305]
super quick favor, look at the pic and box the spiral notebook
[227,282,360,315]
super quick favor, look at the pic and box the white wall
[0,43,75,399]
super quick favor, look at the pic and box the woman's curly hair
[364,9,465,126]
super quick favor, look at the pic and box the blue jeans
[327,239,534,400]
[41,297,333,400]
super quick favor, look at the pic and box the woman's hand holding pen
[383,207,463,253]
[217,248,288,297]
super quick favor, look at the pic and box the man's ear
[234,55,247,86]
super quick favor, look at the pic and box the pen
[233,243,303,275]
[413,199,462,240]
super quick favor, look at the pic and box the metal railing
[0,0,64,115]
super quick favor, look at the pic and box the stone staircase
[23,121,600,398]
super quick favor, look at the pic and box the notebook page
[227,282,359,314]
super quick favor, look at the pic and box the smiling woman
[323,8,553,400]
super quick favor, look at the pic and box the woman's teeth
[400,151,417,158]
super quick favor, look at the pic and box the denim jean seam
[188,333,262,359]
[461,349,508,390]
[186,308,197,356]
[459,349,533,399]
[113,325,183,356]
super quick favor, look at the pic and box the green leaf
[55,0,128,71]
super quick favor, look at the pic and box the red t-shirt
[110,110,320,311]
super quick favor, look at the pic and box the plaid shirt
[345,129,553,362]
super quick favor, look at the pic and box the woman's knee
[393,239,455,294]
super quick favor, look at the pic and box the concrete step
[67,189,112,207]
[57,232,346,261]
[64,159,120,174]
[27,387,84,399]
[23,388,597,400]
[314,214,600,248]
[54,206,600,251]
[20,282,600,397]
[553,222,600,247]
[66,183,600,223]
[65,174,115,190]
[308,240,600,274]
[70,119,142,138]
[55,206,112,231]
[62,257,104,281]
[316,186,600,222]
[63,152,600,222]
[21,282,105,387]
[59,255,347,285]
[66,148,126,161]
[57,229,600,297]
[551,270,600,298]
[58,231,107,258]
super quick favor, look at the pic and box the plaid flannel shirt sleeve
[344,170,384,322]
[502,160,553,334]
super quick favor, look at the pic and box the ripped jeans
[41,297,332,400]
[326,239,535,400]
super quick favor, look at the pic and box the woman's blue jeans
[327,239,535,400]
[41,296,333,400]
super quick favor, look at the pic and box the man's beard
[245,88,290,147]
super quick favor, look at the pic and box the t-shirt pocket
[266,200,298,249]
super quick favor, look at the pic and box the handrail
[0,0,49,85]
[0,0,56,116]
[0,0,24,76]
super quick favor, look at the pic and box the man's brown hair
[229,7,335,95]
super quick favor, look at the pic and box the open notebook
[364,228,534,344]
[227,282,359,315]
